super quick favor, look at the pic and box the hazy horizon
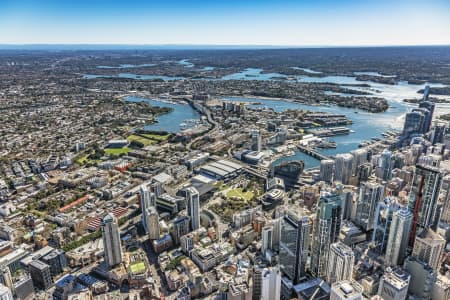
[1,0,449,46]
[0,44,449,51]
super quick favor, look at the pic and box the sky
[0,0,449,46]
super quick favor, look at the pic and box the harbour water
[353,71,396,77]
[96,63,156,69]
[126,96,200,132]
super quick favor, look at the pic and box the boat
[316,142,337,149]
[286,150,295,157]
[354,111,359,114]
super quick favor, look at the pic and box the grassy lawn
[130,262,146,274]
[140,133,170,141]
[76,154,90,164]
[105,147,130,155]
[226,188,254,201]
[30,209,47,218]
[127,135,158,146]
[75,152,101,165]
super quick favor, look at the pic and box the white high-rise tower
[101,213,123,268]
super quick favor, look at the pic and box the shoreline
[220,94,388,113]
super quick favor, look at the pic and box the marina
[307,126,351,137]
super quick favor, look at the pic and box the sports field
[130,262,146,274]
[104,147,130,155]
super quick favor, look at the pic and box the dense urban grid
[0,48,450,300]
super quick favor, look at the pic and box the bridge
[244,166,269,180]
[297,145,330,161]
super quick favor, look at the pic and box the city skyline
[0,0,450,46]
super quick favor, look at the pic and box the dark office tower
[320,159,334,183]
[29,260,53,290]
[279,212,310,284]
[41,249,67,277]
[408,164,442,246]
[430,122,446,145]
[252,266,263,300]
[419,101,435,133]
[412,108,431,134]
[251,128,262,152]
[355,181,385,232]
[358,163,372,183]
[371,197,400,255]
[186,186,200,231]
[402,111,425,138]
[171,216,190,245]
[311,194,342,279]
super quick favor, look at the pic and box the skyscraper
[419,97,435,133]
[261,225,273,255]
[334,154,353,185]
[385,208,413,266]
[279,211,310,283]
[311,193,342,278]
[422,85,430,101]
[439,174,450,223]
[378,268,410,300]
[371,197,400,255]
[320,159,334,183]
[355,181,385,232]
[430,121,446,145]
[402,111,425,138]
[146,206,160,240]
[140,185,154,233]
[252,266,263,300]
[408,164,442,245]
[327,242,355,285]
[260,267,281,300]
[171,216,190,245]
[403,256,436,299]
[251,128,262,152]
[272,217,281,251]
[186,187,200,231]
[350,148,368,176]
[376,149,393,181]
[101,213,123,268]
[412,228,445,271]
[412,108,431,134]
